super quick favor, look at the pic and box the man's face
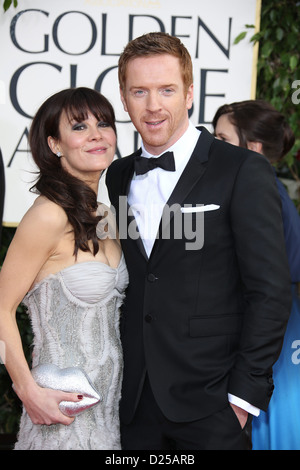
[120,54,193,155]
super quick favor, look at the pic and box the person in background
[0,149,5,245]
[105,32,291,450]
[0,87,128,450]
[213,99,300,450]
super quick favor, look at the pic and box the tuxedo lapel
[118,150,149,260]
[119,128,215,261]
[128,209,149,261]
[158,127,214,238]
[120,151,140,197]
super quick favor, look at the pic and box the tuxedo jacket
[106,126,291,424]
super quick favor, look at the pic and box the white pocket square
[181,204,220,213]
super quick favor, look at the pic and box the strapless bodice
[16,254,128,450]
[25,254,128,305]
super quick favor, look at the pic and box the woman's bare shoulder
[13,197,69,251]
[24,196,68,228]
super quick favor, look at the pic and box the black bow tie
[134,151,175,175]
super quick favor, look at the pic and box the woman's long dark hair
[29,87,116,257]
[212,100,295,163]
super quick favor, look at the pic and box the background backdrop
[0,0,260,225]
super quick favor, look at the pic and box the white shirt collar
[141,121,200,172]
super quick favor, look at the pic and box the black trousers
[121,375,252,450]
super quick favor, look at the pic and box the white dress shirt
[128,121,260,417]
[128,121,200,256]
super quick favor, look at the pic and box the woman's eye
[98,121,110,128]
[72,123,86,131]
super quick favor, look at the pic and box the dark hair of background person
[212,99,295,163]
[29,87,116,258]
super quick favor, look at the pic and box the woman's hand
[18,385,83,426]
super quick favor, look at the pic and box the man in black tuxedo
[106,32,291,450]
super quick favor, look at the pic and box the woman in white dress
[0,87,128,450]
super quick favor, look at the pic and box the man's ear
[186,83,194,110]
[120,87,128,112]
[247,141,263,154]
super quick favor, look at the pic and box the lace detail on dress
[14,257,128,450]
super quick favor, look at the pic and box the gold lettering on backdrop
[84,0,161,8]
[1,0,258,224]
[6,8,232,166]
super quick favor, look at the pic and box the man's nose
[146,91,162,112]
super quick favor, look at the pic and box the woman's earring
[56,151,62,158]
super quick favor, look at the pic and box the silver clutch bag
[31,364,101,417]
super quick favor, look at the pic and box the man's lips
[145,119,166,126]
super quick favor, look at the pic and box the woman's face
[48,111,116,182]
[214,113,240,146]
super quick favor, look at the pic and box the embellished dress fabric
[14,255,128,450]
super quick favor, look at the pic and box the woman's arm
[0,199,81,425]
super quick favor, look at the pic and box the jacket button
[145,314,153,323]
[147,273,157,282]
